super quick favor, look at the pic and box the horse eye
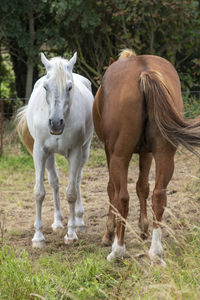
[43,83,48,91]
[67,82,72,92]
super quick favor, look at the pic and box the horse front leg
[46,154,64,231]
[64,147,82,244]
[32,143,47,248]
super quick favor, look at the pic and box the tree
[0,0,64,100]
[0,0,200,104]
[49,0,200,90]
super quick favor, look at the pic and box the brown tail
[139,70,200,156]
[15,106,34,155]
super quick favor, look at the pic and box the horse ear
[41,52,51,72]
[109,57,115,66]
[67,52,77,71]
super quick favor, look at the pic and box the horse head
[41,52,77,135]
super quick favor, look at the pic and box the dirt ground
[0,149,200,259]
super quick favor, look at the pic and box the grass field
[0,117,200,300]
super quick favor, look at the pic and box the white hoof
[149,228,166,266]
[32,231,45,248]
[64,232,78,244]
[107,252,115,261]
[32,240,45,248]
[107,236,126,261]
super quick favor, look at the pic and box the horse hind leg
[75,141,91,231]
[149,146,175,266]
[46,154,64,231]
[102,145,115,246]
[136,152,153,239]
[64,147,82,244]
[102,178,115,246]
[106,153,130,261]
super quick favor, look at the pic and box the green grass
[0,226,200,299]
[183,95,200,118]
[86,146,106,168]
[0,151,33,171]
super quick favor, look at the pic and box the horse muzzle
[49,118,65,135]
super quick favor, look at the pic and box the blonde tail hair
[118,48,136,60]
[139,70,200,156]
[16,106,34,155]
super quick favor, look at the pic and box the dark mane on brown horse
[93,48,200,265]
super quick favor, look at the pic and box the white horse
[17,52,94,247]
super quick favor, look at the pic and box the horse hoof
[107,252,114,261]
[52,227,64,238]
[140,232,148,240]
[52,224,64,231]
[76,225,86,232]
[102,234,113,246]
[32,240,45,248]
[107,250,124,261]
[64,233,78,244]
[149,250,166,267]
[150,258,167,268]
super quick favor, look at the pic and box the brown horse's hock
[93,49,200,264]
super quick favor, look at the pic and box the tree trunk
[9,43,27,100]
[25,62,34,101]
[25,11,35,101]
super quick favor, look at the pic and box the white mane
[50,57,70,94]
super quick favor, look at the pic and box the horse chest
[44,129,83,155]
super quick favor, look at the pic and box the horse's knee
[34,185,45,202]
[66,185,77,203]
[136,180,149,199]
[120,189,129,205]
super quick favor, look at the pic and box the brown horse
[93,49,200,265]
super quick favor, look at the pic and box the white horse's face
[41,52,77,135]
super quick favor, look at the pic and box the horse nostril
[60,119,64,125]
[49,119,52,126]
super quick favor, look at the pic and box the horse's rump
[94,54,200,155]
